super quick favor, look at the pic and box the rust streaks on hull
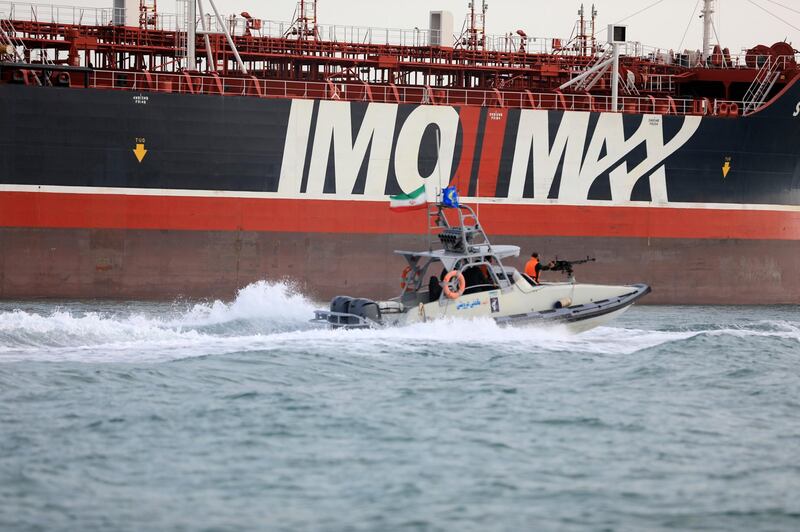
[0,227,798,305]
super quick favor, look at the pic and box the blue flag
[442,186,460,208]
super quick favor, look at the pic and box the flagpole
[435,128,443,202]
[431,128,445,251]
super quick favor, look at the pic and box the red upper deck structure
[0,0,798,116]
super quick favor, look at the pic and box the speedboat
[312,199,650,333]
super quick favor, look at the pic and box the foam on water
[3,286,798,532]
[176,279,317,332]
[0,281,797,363]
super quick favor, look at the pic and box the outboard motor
[326,296,381,328]
[348,298,382,324]
[330,296,352,315]
[329,296,356,327]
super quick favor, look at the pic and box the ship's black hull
[0,81,798,303]
[1,83,799,207]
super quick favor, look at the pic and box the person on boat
[463,264,494,295]
[524,252,554,284]
[427,268,450,301]
[479,256,494,280]
[428,275,442,301]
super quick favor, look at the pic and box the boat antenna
[426,127,443,252]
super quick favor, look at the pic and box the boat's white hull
[371,280,649,334]
[562,306,631,334]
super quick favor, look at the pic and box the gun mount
[550,256,597,277]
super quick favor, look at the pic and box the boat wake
[0,281,797,363]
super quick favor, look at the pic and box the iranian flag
[389,185,428,212]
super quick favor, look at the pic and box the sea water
[0,281,798,531]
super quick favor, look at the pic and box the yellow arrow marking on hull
[133,143,148,163]
[722,161,731,178]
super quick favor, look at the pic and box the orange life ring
[400,266,419,291]
[442,270,466,300]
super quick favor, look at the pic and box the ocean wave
[0,282,797,363]
[174,279,317,333]
[0,281,314,362]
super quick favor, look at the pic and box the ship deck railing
[0,0,584,54]
[60,69,742,117]
[2,0,799,67]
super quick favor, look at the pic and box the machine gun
[549,256,596,277]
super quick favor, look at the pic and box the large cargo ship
[0,0,798,303]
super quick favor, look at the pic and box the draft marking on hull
[133,143,148,163]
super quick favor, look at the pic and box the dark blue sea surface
[1,281,798,531]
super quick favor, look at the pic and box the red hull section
[2,191,799,241]
[1,191,798,305]
[1,225,797,305]
[3,2,800,305]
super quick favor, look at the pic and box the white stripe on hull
[1,184,799,213]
